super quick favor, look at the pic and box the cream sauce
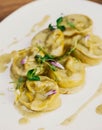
[0,92,5,96]
[96,104,102,115]
[0,53,11,73]
[15,102,43,118]
[19,117,29,125]
[61,83,102,125]
[27,15,50,36]
[37,128,45,130]
[0,51,16,73]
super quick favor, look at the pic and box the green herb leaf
[45,62,56,71]
[28,75,40,81]
[44,54,55,61]
[67,21,79,31]
[56,17,63,26]
[56,17,66,31]
[16,77,25,89]
[48,17,66,31]
[35,54,55,64]
[66,47,76,56]
[49,64,56,71]
[35,55,44,63]
[67,21,76,29]
[57,25,66,31]
[48,24,55,31]
[35,54,56,71]
[27,69,40,81]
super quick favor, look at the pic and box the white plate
[0,0,102,130]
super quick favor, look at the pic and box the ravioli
[71,34,102,65]
[61,14,93,36]
[11,47,46,79]
[15,76,61,111]
[49,56,85,94]
[32,29,65,57]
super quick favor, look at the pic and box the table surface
[0,0,102,21]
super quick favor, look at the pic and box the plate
[0,0,102,130]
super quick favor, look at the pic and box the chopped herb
[67,21,79,31]
[35,55,44,63]
[48,16,65,31]
[43,54,55,61]
[66,46,76,56]
[57,39,78,61]
[56,17,63,26]
[16,77,25,89]
[27,69,40,81]
[35,54,55,64]
[56,17,66,31]
[48,64,56,71]
[37,46,47,54]
[57,25,66,31]
[48,24,55,31]
[67,21,76,29]
[35,54,57,71]
[48,16,80,32]
[65,38,78,56]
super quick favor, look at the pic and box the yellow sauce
[15,102,43,118]
[0,53,11,73]
[96,104,102,115]
[27,15,50,36]
[0,51,16,73]
[19,117,29,125]
[61,83,102,125]
[37,128,45,130]
[0,92,5,96]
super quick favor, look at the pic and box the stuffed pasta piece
[71,34,102,65]
[31,29,65,57]
[10,47,46,79]
[15,76,61,112]
[49,56,85,94]
[59,14,93,36]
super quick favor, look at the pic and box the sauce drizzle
[27,15,50,36]
[96,104,102,115]
[0,51,16,73]
[61,83,102,125]
[19,117,29,125]
[38,128,45,130]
